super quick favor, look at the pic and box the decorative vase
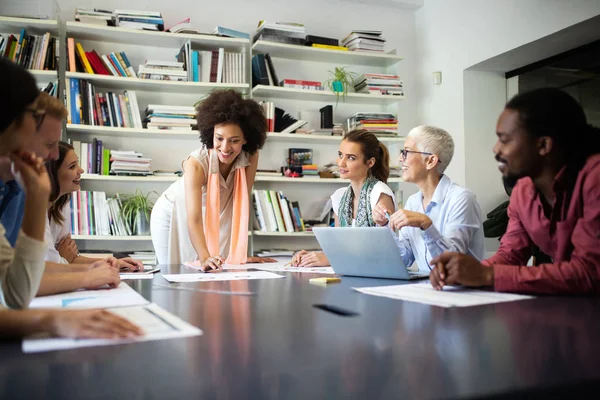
[332,80,344,92]
[135,210,151,235]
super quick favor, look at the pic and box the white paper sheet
[22,303,203,353]
[353,282,534,308]
[29,282,149,309]
[119,273,154,280]
[162,271,285,283]
[225,258,336,274]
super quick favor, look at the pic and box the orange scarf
[203,149,249,264]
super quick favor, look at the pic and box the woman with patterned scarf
[292,130,397,267]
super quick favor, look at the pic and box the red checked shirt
[484,154,600,294]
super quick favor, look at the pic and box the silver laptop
[313,227,429,280]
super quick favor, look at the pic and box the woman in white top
[45,142,143,271]
[151,90,274,270]
[292,130,397,267]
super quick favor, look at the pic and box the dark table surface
[2,265,600,400]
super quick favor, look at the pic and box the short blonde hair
[36,91,67,119]
[407,125,455,174]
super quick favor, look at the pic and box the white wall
[415,0,600,251]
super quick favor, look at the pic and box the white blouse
[330,181,397,227]
[44,204,71,264]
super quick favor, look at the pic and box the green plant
[324,66,358,106]
[120,189,158,232]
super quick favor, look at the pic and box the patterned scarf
[203,149,249,264]
[338,175,379,227]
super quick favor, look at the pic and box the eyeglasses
[400,148,434,161]
[24,108,47,130]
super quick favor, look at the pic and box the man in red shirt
[429,88,600,294]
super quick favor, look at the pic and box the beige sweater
[0,222,46,309]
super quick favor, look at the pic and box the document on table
[225,258,336,274]
[29,282,149,309]
[119,273,154,280]
[162,270,285,283]
[353,282,534,308]
[22,302,203,353]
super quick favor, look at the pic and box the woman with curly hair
[151,90,274,270]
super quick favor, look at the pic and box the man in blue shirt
[374,125,485,273]
[0,92,61,246]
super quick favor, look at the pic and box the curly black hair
[196,90,267,154]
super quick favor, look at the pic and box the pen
[385,211,391,221]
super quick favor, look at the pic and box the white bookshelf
[255,176,403,183]
[252,40,403,67]
[0,16,58,34]
[80,174,178,182]
[252,85,404,104]
[266,132,405,143]
[252,231,315,237]
[67,124,198,139]
[48,17,413,253]
[65,72,248,94]
[72,235,152,241]
[66,21,248,50]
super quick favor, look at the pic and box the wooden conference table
[1,264,600,399]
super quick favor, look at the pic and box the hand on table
[47,309,143,339]
[291,250,329,267]
[429,252,494,290]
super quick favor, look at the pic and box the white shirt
[331,181,397,226]
[44,204,71,264]
[394,175,485,273]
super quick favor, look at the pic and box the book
[312,44,348,51]
[212,26,250,39]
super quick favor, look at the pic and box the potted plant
[121,189,157,235]
[325,66,357,106]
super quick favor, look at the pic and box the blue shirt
[394,175,485,273]
[0,179,25,247]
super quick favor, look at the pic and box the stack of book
[1,30,58,70]
[354,73,404,96]
[67,39,136,77]
[280,79,323,90]
[253,21,306,45]
[66,78,143,128]
[74,8,114,26]
[305,35,346,51]
[138,60,187,81]
[212,26,250,40]
[110,151,152,176]
[252,190,306,233]
[115,9,164,31]
[346,112,398,137]
[333,124,345,136]
[144,104,196,132]
[302,164,319,176]
[342,30,386,52]
[71,139,110,175]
